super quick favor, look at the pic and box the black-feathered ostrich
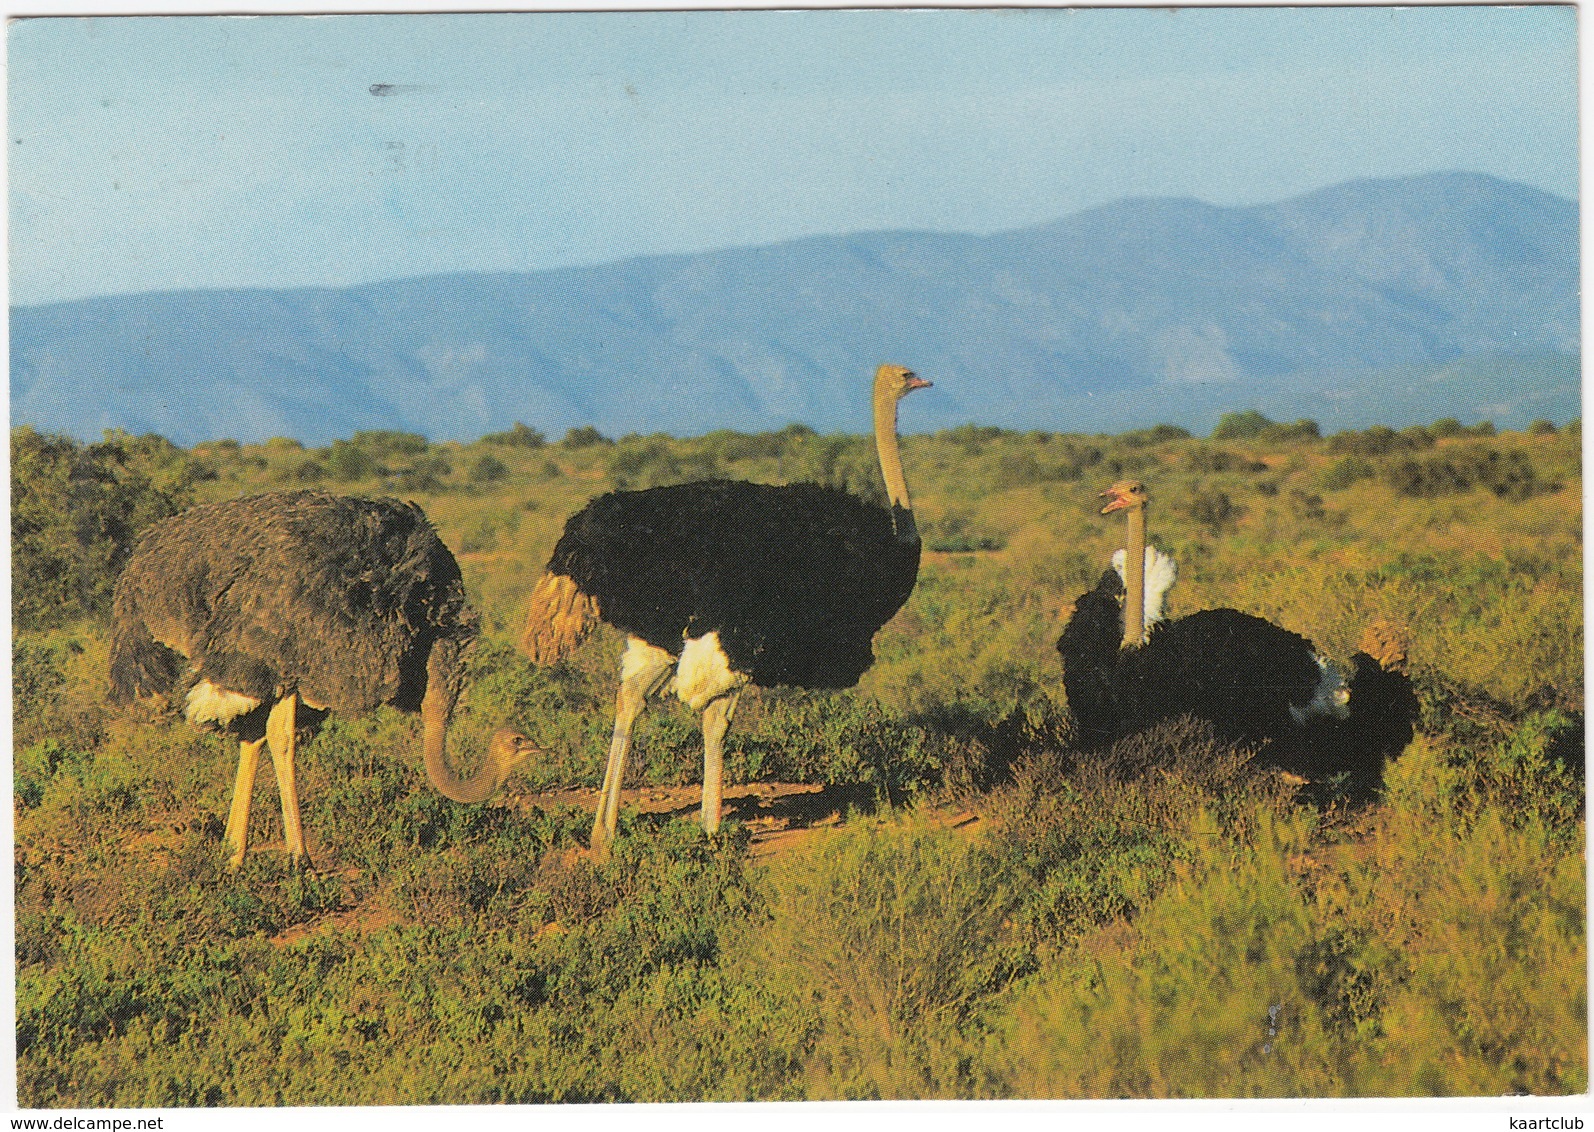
[1058,480,1417,794]
[521,364,931,855]
[109,491,538,868]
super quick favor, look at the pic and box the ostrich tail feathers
[108,620,182,704]
[520,572,600,664]
[1359,618,1411,673]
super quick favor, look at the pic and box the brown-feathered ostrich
[521,364,930,855]
[1058,480,1417,796]
[109,491,538,868]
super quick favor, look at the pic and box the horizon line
[10,168,1570,311]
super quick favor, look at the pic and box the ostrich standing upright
[1059,479,1418,794]
[109,491,537,868]
[521,363,930,855]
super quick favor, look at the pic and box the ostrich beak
[905,374,932,392]
[1100,487,1132,514]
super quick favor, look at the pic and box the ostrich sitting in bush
[1058,480,1417,796]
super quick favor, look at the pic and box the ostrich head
[427,726,540,805]
[1100,480,1148,515]
[1290,656,1353,725]
[875,363,933,403]
[487,727,541,776]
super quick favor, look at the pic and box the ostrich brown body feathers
[110,490,534,866]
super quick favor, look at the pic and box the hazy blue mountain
[11,171,1578,445]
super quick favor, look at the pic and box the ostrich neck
[421,643,501,804]
[1121,506,1146,650]
[874,389,916,542]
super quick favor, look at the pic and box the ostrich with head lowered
[1058,480,1416,795]
[521,363,931,856]
[109,491,539,868]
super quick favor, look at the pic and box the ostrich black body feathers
[1056,566,1132,749]
[1310,651,1420,793]
[109,490,477,720]
[1061,567,1332,753]
[544,479,919,688]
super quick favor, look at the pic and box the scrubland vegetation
[11,408,1585,1104]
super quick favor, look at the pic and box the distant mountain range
[10,171,1579,446]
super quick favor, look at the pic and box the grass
[10,412,1585,1104]
[984,736,1585,1098]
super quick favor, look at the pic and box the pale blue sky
[8,5,1579,307]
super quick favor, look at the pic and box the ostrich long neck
[421,642,503,804]
[1121,504,1146,650]
[874,386,916,542]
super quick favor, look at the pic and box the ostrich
[1058,480,1416,794]
[520,363,930,855]
[109,490,538,868]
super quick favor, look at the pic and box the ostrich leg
[223,736,266,869]
[699,689,742,836]
[592,639,675,858]
[265,693,312,868]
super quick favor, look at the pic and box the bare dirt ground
[506,780,978,858]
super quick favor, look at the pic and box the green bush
[1119,424,1192,447]
[1287,489,1339,525]
[1180,486,1244,534]
[1186,446,1267,474]
[11,428,192,630]
[754,819,1019,1099]
[14,637,68,731]
[988,808,1334,1098]
[1208,412,1319,445]
[483,422,547,448]
[986,741,1586,1099]
[467,454,509,485]
[731,693,949,803]
[351,430,430,457]
[1320,455,1375,491]
[609,435,722,489]
[1322,735,1586,1096]
[1211,409,1274,440]
[940,424,1010,452]
[562,426,610,449]
[324,440,378,481]
[1327,424,1423,456]
[1384,447,1558,501]
[982,719,1288,951]
[698,424,816,465]
[289,459,327,483]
